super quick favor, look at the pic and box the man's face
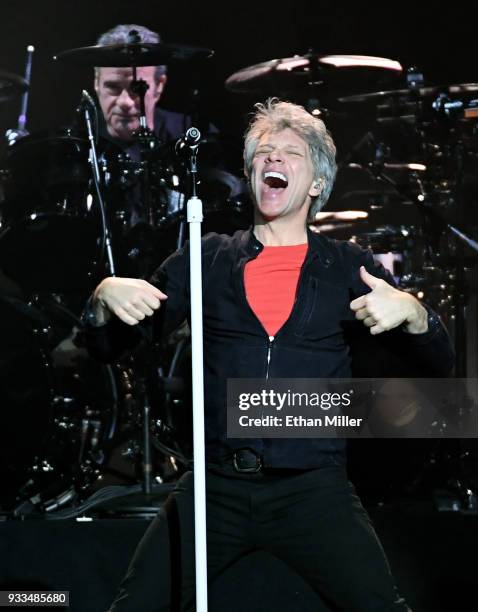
[249,128,321,223]
[94,66,166,141]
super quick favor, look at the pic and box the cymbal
[309,210,369,234]
[225,54,402,94]
[339,82,478,104]
[313,210,369,223]
[54,42,214,67]
[347,162,427,173]
[0,69,28,103]
[309,222,356,234]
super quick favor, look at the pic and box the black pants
[108,467,411,611]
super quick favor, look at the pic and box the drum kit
[0,33,477,516]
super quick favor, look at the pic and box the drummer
[92,24,245,278]
[94,23,199,147]
[93,24,218,276]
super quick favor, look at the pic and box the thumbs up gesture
[349,266,428,335]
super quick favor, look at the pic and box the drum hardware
[339,78,478,147]
[98,132,249,280]
[225,53,402,98]
[4,45,34,145]
[118,129,202,497]
[333,67,477,370]
[0,129,105,292]
[339,70,478,510]
[105,29,160,151]
[54,38,214,68]
[150,336,193,470]
[309,210,368,235]
[0,295,130,515]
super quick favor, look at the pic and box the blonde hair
[244,99,337,218]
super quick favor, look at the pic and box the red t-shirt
[244,243,308,337]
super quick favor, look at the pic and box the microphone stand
[85,84,158,494]
[81,90,116,276]
[183,130,209,611]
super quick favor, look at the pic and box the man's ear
[94,69,100,94]
[154,74,167,101]
[309,178,324,197]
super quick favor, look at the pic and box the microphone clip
[175,127,201,157]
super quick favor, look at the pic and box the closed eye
[104,84,123,95]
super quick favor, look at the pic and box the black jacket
[86,228,455,468]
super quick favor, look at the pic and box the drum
[0,295,122,512]
[98,139,185,279]
[353,225,420,286]
[101,139,251,279]
[0,130,102,292]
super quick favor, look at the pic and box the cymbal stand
[5,44,34,145]
[125,30,158,229]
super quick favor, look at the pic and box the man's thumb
[360,265,380,289]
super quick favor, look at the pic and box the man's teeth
[264,171,288,181]
[263,171,288,188]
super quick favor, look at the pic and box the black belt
[209,448,263,474]
[232,448,263,473]
[208,448,315,476]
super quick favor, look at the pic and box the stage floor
[1,501,476,611]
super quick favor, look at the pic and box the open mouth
[263,171,288,189]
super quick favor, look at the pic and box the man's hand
[92,278,168,326]
[350,266,428,335]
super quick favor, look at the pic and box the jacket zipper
[264,250,318,378]
[240,239,317,380]
[265,335,274,379]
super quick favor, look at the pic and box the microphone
[75,89,91,113]
[175,127,201,156]
[81,89,96,110]
[74,89,98,144]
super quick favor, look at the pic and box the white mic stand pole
[181,127,208,611]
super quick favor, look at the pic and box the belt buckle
[232,449,262,473]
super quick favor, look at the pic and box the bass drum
[0,130,102,292]
[0,295,123,513]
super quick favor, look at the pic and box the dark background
[0,0,475,153]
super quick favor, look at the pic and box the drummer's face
[95,66,166,141]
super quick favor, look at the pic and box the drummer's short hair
[95,24,166,81]
[243,99,337,218]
